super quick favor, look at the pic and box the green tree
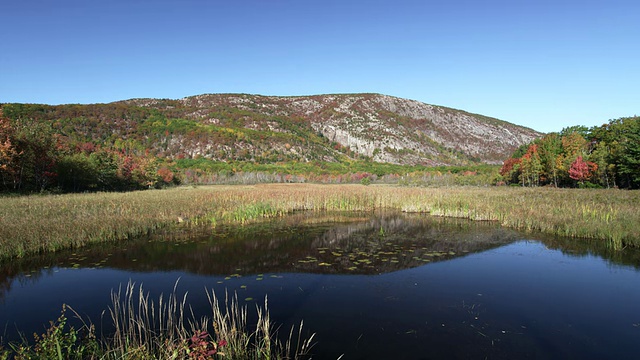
[518,144,543,186]
[617,117,640,188]
[537,133,563,186]
[10,118,60,191]
[56,153,98,192]
[557,132,588,186]
[589,141,612,188]
[86,149,119,190]
[560,125,590,139]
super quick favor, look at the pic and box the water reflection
[2,212,640,302]
[1,212,640,359]
[0,213,516,294]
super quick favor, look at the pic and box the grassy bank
[1,185,638,262]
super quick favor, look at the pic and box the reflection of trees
[0,212,518,286]
[296,213,521,274]
[1,212,639,300]
[540,234,640,269]
[87,212,523,275]
[0,256,58,303]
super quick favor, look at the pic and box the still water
[1,212,639,359]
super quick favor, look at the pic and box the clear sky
[1,0,638,133]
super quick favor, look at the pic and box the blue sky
[1,0,638,133]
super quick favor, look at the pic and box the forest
[500,116,640,189]
[1,101,638,193]
[0,104,495,193]
[0,108,180,192]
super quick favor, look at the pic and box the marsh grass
[5,282,314,359]
[423,187,640,250]
[1,184,638,261]
[105,282,314,360]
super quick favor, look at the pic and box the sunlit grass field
[1,184,639,262]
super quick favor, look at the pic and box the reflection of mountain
[296,214,521,274]
[2,212,640,301]
[4,213,518,279]
[89,213,523,275]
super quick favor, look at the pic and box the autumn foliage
[0,109,179,192]
[0,111,20,173]
[569,156,597,183]
[501,117,640,189]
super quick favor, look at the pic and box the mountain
[5,93,542,166]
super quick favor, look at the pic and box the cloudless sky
[1,0,638,133]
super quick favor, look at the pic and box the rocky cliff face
[130,93,541,165]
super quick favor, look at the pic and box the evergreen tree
[617,117,640,188]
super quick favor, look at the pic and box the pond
[1,212,640,359]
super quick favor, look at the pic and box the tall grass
[4,282,314,359]
[0,187,225,259]
[1,184,639,261]
[422,187,640,250]
[105,282,313,359]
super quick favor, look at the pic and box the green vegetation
[501,116,640,189]
[1,282,313,359]
[0,105,499,193]
[176,158,499,186]
[5,96,638,358]
[0,109,179,193]
[1,185,638,264]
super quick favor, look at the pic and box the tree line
[0,109,179,193]
[500,116,640,189]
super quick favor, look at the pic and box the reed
[4,282,314,359]
[1,184,638,261]
[104,282,313,359]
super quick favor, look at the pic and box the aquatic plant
[8,305,98,360]
[0,184,638,261]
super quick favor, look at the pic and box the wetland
[2,211,640,359]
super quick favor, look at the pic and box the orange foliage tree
[0,110,22,189]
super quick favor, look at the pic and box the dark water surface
[1,212,639,359]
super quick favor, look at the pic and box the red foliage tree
[157,166,174,183]
[569,156,597,184]
[499,157,522,184]
[499,157,521,177]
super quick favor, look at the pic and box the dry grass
[4,281,313,359]
[1,184,638,261]
[102,282,313,360]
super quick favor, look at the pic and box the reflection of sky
[1,240,640,359]
[0,213,520,283]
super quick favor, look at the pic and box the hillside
[4,93,541,167]
[124,93,541,165]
